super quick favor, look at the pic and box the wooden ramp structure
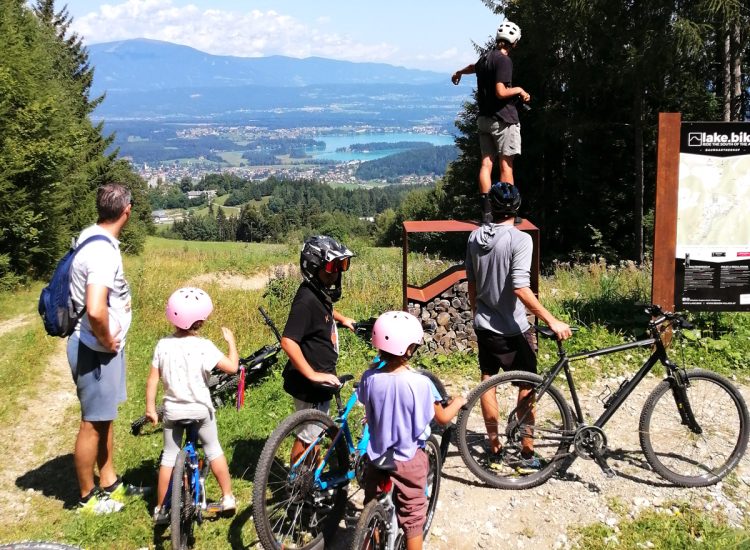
[402,219,539,309]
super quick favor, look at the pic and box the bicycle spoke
[457,372,573,489]
[640,370,749,487]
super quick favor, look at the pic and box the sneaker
[514,455,544,474]
[103,477,152,502]
[219,494,236,515]
[152,505,170,526]
[78,489,124,515]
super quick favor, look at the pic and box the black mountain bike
[130,307,282,435]
[456,305,749,489]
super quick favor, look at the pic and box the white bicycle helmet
[496,21,521,45]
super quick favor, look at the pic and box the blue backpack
[38,234,113,337]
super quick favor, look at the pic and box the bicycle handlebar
[646,304,693,330]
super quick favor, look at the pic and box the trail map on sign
[676,153,750,254]
[675,121,750,311]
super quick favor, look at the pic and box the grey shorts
[293,398,331,444]
[477,115,521,158]
[161,415,223,466]
[67,333,126,422]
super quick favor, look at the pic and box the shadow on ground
[16,453,79,508]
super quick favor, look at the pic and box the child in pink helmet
[357,311,466,550]
[144,287,239,525]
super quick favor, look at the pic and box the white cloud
[72,0,399,65]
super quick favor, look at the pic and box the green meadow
[0,237,748,548]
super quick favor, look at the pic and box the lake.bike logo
[687,131,750,147]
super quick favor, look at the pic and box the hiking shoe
[103,477,152,502]
[78,489,124,515]
[153,505,170,526]
[514,455,544,474]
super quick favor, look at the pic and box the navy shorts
[67,333,126,421]
[476,327,537,376]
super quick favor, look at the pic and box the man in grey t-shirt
[67,183,137,514]
[466,182,571,471]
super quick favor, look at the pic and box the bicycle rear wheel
[456,371,573,489]
[639,369,749,487]
[423,435,442,538]
[252,409,350,550]
[170,449,195,550]
[349,500,389,550]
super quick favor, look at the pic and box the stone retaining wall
[407,280,478,354]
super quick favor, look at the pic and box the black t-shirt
[282,282,339,403]
[476,49,519,124]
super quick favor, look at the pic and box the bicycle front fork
[669,369,702,434]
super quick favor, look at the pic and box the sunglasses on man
[323,257,350,273]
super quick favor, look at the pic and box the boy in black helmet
[466,183,571,471]
[281,235,356,461]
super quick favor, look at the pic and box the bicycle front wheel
[639,369,749,487]
[349,500,389,550]
[456,371,574,489]
[171,449,195,550]
[252,409,350,550]
[423,435,442,539]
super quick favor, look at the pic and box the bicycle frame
[290,385,370,491]
[164,424,205,515]
[530,316,699,441]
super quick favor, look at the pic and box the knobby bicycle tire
[639,368,749,487]
[456,371,574,490]
[349,500,389,550]
[252,409,350,550]
[423,435,442,539]
[130,406,165,436]
[171,449,195,550]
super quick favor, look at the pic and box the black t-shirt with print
[282,282,339,403]
[476,48,519,124]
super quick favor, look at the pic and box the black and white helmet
[489,182,522,218]
[496,21,521,45]
[300,235,354,303]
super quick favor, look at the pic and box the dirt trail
[0,317,78,522]
[422,375,750,549]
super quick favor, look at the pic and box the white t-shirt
[152,335,225,421]
[70,225,132,352]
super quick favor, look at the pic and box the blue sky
[65,0,503,72]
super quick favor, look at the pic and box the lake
[306,132,455,162]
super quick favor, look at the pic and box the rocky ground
[330,373,750,549]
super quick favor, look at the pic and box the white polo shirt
[69,224,132,352]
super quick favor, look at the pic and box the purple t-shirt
[358,368,436,462]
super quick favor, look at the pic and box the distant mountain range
[88,39,466,123]
[89,39,445,93]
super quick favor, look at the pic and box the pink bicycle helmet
[371,311,424,357]
[166,287,214,330]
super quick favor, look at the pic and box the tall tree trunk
[731,18,742,121]
[723,26,731,121]
[634,90,644,264]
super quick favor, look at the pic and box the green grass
[576,504,750,549]
[0,240,748,548]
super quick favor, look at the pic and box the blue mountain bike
[162,420,211,550]
[251,371,446,550]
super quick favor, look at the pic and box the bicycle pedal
[204,503,223,514]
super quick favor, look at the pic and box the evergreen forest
[1,0,749,290]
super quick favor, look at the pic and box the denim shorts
[477,115,522,158]
[67,332,126,421]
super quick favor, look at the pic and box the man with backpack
[65,183,142,514]
[451,21,530,223]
